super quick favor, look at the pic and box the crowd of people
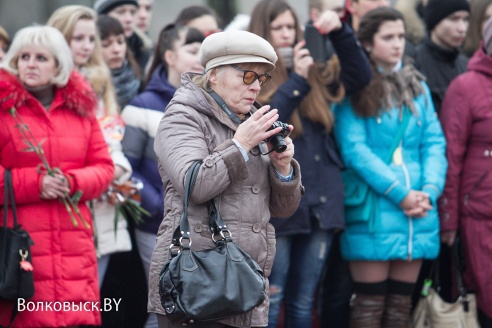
[0,0,492,327]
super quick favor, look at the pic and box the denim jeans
[97,254,111,289]
[267,219,334,328]
[135,229,158,328]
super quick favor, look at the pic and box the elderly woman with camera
[0,26,113,327]
[147,30,303,328]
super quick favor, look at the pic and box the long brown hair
[96,15,142,81]
[350,7,407,117]
[248,0,344,137]
[464,0,492,57]
[145,24,204,87]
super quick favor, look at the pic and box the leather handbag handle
[174,161,230,249]
[179,161,202,241]
[3,169,19,229]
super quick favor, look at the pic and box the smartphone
[304,24,327,63]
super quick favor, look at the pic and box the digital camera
[265,121,290,153]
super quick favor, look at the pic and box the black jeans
[318,233,352,328]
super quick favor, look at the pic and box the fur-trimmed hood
[0,68,97,116]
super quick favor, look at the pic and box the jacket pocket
[463,171,490,206]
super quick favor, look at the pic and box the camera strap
[208,90,244,124]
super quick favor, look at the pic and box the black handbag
[159,161,266,324]
[0,169,35,301]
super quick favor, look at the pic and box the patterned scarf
[377,60,426,115]
[111,60,140,109]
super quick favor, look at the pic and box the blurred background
[0,0,311,42]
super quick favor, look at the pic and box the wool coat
[439,46,492,318]
[0,69,114,327]
[147,73,303,327]
[334,81,447,262]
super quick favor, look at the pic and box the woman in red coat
[0,26,113,327]
[439,17,492,326]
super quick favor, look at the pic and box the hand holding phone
[294,41,314,79]
[304,24,327,63]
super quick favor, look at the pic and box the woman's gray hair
[0,25,73,87]
[192,66,226,90]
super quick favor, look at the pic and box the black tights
[353,279,415,296]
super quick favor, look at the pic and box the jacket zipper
[399,141,413,261]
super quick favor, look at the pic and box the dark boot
[349,294,385,328]
[382,294,412,328]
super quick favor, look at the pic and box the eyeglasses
[231,65,272,88]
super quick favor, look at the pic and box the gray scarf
[377,61,426,115]
[111,60,140,109]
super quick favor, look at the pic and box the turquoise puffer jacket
[334,83,447,261]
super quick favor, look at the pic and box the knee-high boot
[382,279,415,328]
[382,293,412,328]
[349,294,386,328]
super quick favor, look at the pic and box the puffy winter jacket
[334,82,447,261]
[147,73,303,327]
[0,69,113,328]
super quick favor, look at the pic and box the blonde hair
[0,25,73,87]
[0,25,9,45]
[48,5,119,115]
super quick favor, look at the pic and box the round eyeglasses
[231,65,272,88]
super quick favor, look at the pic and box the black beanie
[425,0,470,32]
[93,0,138,15]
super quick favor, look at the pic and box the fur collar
[351,59,426,117]
[0,69,97,116]
[377,60,426,114]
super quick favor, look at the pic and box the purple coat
[439,45,492,317]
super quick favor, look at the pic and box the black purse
[0,169,35,301]
[159,161,266,324]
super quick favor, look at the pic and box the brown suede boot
[349,294,386,328]
[382,294,412,328]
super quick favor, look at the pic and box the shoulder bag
[342,108,411,227]
[159,161,265,325]
[412,237,479,328]
[0,169,35,300]
[1,169,35,327]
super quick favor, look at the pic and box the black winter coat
[414,38,468,115]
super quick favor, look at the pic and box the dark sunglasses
[231,65,272,88]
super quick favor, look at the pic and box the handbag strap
[451,236,469,303]
[172,161,229,250]
[382,107,411,165]
[3,169,19,229]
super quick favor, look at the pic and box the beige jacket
[148,73,303,327]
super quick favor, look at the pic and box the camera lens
[269,135,287,153]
